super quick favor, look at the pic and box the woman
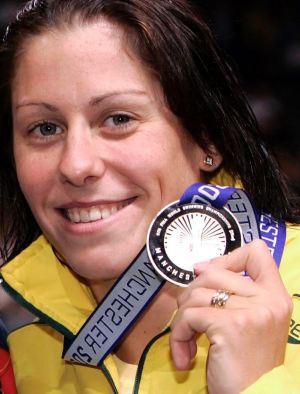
[0,0,299,393]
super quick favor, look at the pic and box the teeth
[110,206,117,214]
[65,201,130,224]
[89,207,102,221]
[101,208,110,219]
[80,210,91,223]
[68,210,80,223]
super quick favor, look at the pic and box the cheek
[14,150,51,204]
[125,136,192,185]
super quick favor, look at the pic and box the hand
[170,239,293,394]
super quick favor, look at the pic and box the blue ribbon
[180,183,286,266]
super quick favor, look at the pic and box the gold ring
[210,289,233,308]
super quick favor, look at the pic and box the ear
[198,144,223,173]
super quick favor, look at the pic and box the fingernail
[193,260,211,273]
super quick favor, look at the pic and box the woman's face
[12,20,211,281]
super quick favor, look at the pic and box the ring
[210,289,233,308]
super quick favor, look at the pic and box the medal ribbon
[179,183,286,265]
[63,248,164,366]
[63,183,286,366]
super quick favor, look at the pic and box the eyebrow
[89,90,148,106]
[15,102,58,112]
[15,90,148,111]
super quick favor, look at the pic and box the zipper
[132,327,171,394]
[100,327,170,394]
[101,364,119,394]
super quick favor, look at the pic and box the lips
[63,199,134,224]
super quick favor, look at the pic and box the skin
[11,19,292,393]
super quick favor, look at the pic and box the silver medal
[147,202,243,286]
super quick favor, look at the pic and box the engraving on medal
[147,202,242,286]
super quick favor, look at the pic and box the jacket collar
[0,236,96,337]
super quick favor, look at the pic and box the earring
[204,156,214,166]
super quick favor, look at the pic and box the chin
[65,255,129,282]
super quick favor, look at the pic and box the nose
[59,126,105,187]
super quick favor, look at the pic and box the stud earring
[204,156,214,166]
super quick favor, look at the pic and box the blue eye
[108,114,131,127]
[40,123,57,135]
[30,122,63,136]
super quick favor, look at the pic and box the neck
[89,278,182,364]
[115,282,182,364]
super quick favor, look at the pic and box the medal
[147,201,243,286]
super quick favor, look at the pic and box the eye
[104,114,131,127]
[101,113,138,137]
[29,121,63,137]
[112,114,131,126]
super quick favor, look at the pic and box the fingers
[177,286,252,312]
[170,239,292,373]
[178,267,257,308]
[171,334,197,370]
[170,307,227,370]
[194,239,283,291]
[170,308,203,370]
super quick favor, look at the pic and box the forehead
[15,19,126,68]
[12,19,162,105]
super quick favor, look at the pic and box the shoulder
[286,225,300,248]
[280,225,300,293]
[283,225,300,267]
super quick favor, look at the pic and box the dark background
[1,0,299,194]
[198,0,300,195]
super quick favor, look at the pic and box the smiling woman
[12,20,206,281]
[0,1,300,394]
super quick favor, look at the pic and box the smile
[64,199,134,224]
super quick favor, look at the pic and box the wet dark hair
[0,0,299,261]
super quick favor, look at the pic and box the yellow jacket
[1,227,300,393]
